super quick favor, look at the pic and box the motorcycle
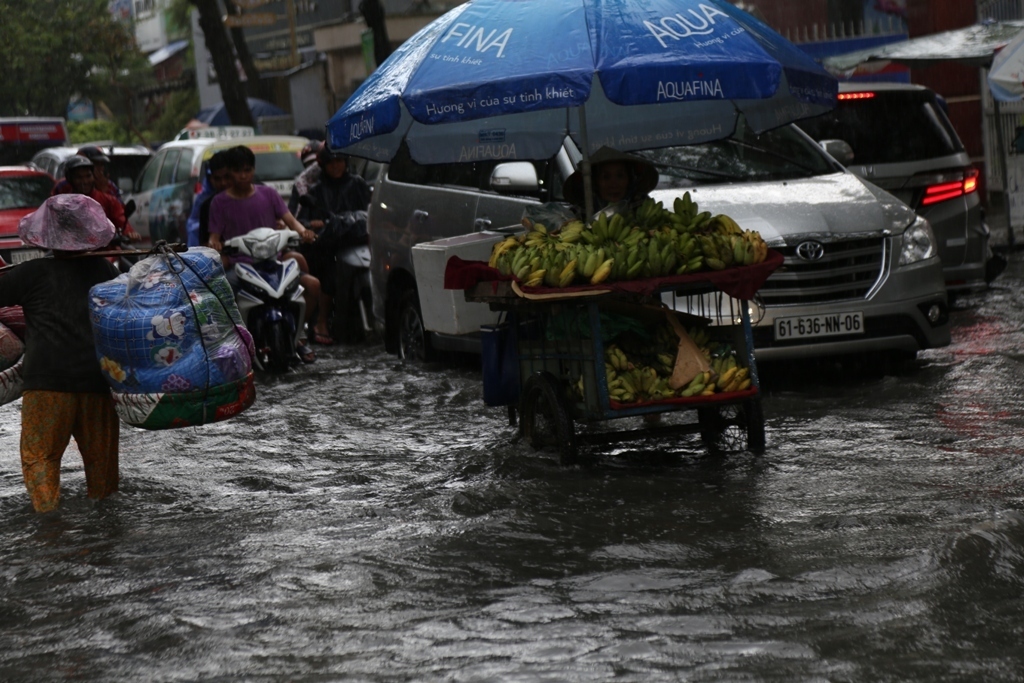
[222,228,307,372]
[297,195,374,343]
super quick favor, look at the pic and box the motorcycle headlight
[244,233,281,262]
[898,216,937,266]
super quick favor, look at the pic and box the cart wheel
[520,372,578,466]
[698,397,765,455]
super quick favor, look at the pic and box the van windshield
[636,122,836,187]
[254,151,304,181]
[797,90,963,164]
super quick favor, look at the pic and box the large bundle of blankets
[0,308,25,407]
[89,247,256,429]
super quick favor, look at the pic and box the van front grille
[759,237,886,305]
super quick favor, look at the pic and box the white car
[127,131,308,244]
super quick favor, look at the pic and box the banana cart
[455,252,783,464]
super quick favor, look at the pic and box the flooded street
[2,257,1024,682]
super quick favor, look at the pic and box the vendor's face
[596,162,630,203]
[69,167,95,195]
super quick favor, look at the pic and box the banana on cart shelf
[489,193,770,288]
[580,320,752,405]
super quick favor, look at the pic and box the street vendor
[0,195,121,513]
[563,146,660,218]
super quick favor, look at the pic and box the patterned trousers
[20,390,120,513]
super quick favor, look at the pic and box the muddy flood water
[2,255,1024,682]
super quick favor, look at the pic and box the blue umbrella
[196,98,288,127]
[327,0,836,214]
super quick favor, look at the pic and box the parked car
[0,166,55,265]
[368,119,950,363]
[797,82,992,293]
[128,133,308,244]
[30,143,152,196]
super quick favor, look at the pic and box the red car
[0,166,54,266]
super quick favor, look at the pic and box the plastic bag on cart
[522,203,578,231]
[481,316,520,407]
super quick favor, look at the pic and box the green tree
[0,0,150,121]
[149,89,201,143]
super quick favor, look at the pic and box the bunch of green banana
[679,370,713,397]
[490,195,769,287]
[710,352,738,376]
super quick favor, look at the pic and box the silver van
[368,119,950,363]
[798,82,991,293]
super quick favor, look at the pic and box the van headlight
[898,216,936,266]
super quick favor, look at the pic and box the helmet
[63,155,95,179]
[76,145,111,165]
[317,145,348,168]
[301,140,324,166]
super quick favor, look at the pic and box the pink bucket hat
[18,194,115,252]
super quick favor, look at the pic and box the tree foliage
[0,0,150,119]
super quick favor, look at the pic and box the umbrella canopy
[988,27,1024,101]
[195,98,288,127]
[326,0,837,166]
[823,20,1024,74]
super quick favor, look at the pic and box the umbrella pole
[577,106,595,220]
[994,99,1016,248]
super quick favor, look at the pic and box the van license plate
[11,249,45,264]
[774,312,864,340]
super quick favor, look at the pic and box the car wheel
[397,287,435,362]
[519,372,577,466]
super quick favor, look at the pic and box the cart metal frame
[469,280,766,464]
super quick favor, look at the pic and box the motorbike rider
[207,145,320,363]
[288,140,324,215]
[295,145,372,345]
[52,145,123,204]
[62,155,137,245]
[187,150,232,247]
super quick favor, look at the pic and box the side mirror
[819,139,854,166]
[123,199,137,221]
[490,162,538,193]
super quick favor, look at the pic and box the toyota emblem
[795,241,825,261]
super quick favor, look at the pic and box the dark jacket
[299,172,372,250]
[0,256,119,393]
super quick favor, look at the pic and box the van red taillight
[963,167,979,194]
[838,92,876,100]
[920,168,979,206]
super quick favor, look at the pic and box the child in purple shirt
[208,145,320,363]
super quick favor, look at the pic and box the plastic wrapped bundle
[0,321,23,371]
[0,320,23,407]
[89,247,256,429]
[0,306,26,340]
[0,357,22,407]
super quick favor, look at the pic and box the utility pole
[189,0,255,127]
[359,0,393,69]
